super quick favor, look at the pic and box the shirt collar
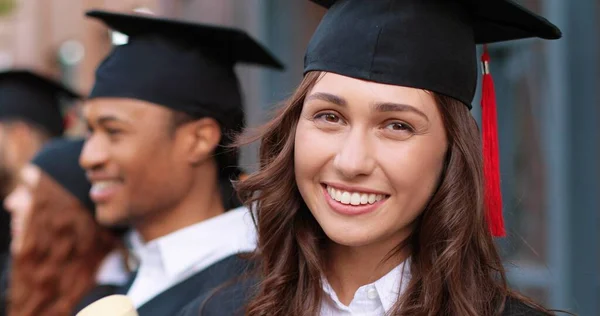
[127,206,257,279]
[95,249,130,286]
[375,258,411,312]
[321,258,411,313]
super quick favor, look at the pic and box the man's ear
[179,117,221,165]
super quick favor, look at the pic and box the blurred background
[0,0,597,314]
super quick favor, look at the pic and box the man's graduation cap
[31,138,94,213]
[86,10,283,133]
[305,0,562,237]
[0,70,81,136]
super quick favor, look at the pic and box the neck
[135,168,225,242]
[325,232,411,306]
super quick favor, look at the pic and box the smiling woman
[186,0,564,314]
[176,0,563,315]
[235,71,518,316]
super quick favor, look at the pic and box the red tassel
[480,45,505,237]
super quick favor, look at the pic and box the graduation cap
[31,138,94,213]
[0,70,81,136]
[305,0,562,237]
[86,10,283,132]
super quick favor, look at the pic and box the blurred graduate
[1,138,128,316]
[0,70,80,259]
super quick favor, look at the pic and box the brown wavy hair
[8,171,120,316]
[237,71,551,315]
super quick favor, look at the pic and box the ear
[180,117,222,165]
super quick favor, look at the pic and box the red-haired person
[3,139,127,316]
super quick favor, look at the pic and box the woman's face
[294,72,448,250]
[4,164,41,254]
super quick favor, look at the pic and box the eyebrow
[90,115,130,126]
[373,102,429,121]
[306,92,429,122]
[305,92,347,106]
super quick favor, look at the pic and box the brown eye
[324,113,339,123]
[386,122,411,131]
[315,112,342,124]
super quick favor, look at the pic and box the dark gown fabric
[75,253,253,316]
[177,276,555,316]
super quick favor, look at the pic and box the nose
[333,129,376,179]
[79,136,108,171]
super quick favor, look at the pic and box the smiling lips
[326,185,385,205]
[89,180,121,203]
[323,184,388,216]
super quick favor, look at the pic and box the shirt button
[367,287,378,300]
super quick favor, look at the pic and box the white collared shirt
[95,249,129,286]
[125,206,257,308]
[320,259,411,316]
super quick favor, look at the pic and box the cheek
[119,135,186,202]
[294,121,336,187]
[114,134,169,178]
[379,141,446,215]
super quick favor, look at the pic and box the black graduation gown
[75,253,253,316]
[177,278,553,316]
[176,274,256,316]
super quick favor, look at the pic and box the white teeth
[360,194,369,204]
[368,194,376,204]
[341,192,351,204]
[350,193,361,205]
[91,180,119,192]
[327,187,335,200]
[326,186,386,206]
[335,190,342,201]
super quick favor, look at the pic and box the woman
[179,0,562,315]
[2,138,127,316]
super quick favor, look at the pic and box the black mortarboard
[305,0,562,108]
[86,10,283,129]
[0,70,81,136]
[304,0,562,237]
[31,138,94,213]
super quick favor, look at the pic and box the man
[78,10,283,315]
[0,70,80,255]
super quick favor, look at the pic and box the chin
[320,224,379,248]
[95,205,128,227]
